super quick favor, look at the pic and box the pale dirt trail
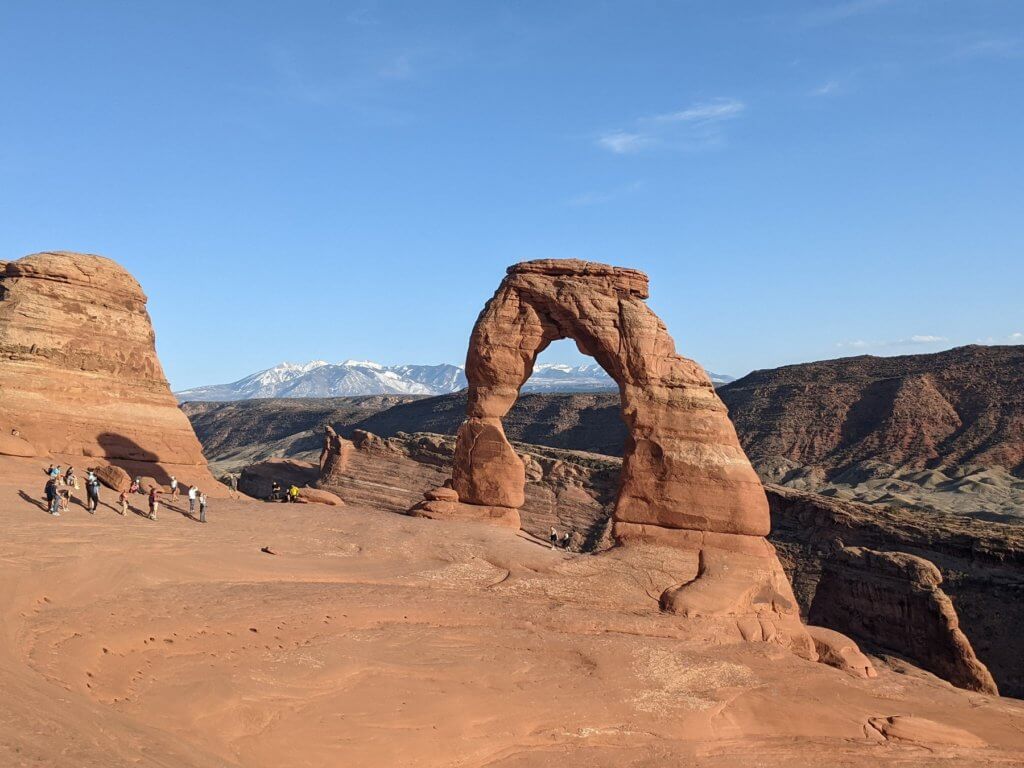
[2,458,1024,767]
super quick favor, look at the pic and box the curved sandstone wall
[0,251,219,488]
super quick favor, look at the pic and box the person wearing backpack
[44,477,60,516]
[85,470,101,514]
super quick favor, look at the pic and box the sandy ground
[2,458,1024,767]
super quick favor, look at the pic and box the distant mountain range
[174,360,734,401]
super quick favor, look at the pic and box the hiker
[49,464,61,480]
[59,483,72,513]
[549,526,558,550]
[118,488,129,516]
[270,481,281,502]
[85,470,100,514]
[148,486,160,520]
[198,491,207,523]
[187,485,197,516]
[134,476,143,494]
[64,466,76,487]
[129,477,140,494]
[44,477,60,516]
[561,531,571,550]
[288,485,300,503]
[170,476,179,500]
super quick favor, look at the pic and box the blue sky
[2,1,1021,389]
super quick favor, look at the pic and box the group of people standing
[42,465,207,523]
[43,465,100,516]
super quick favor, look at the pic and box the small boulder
[93,465,131,492]
[297,487,344,506]
[424,486,459,502]
[807,625,877,679]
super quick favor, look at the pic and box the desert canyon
[2,252,1024,766]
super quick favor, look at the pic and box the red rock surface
[0,252,221,492]
[808,545,998,694]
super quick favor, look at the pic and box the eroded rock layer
[0,252,219,489]
[808,546,997,694]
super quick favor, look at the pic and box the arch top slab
[453,258,770,538]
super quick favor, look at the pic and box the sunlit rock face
[0,251,218,488]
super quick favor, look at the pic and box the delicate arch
[451,259,769,537]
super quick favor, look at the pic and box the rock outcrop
[808,545,998,694]
[0,252,221,491]
[411,259,813,656]
[718,344,1024,479]
[767,484,1024,696]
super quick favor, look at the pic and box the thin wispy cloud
[955,38,1021,61]
[379,53,414,80]
[803,0,899,27]
[648,98,745,124]
[982,332,1024,344]
[596,97,746,155]
[812,79,841,97]
[836,334,948,350]
[596,132,649,155]
[566,180,644,207]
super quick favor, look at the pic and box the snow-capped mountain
[174,360,733,401]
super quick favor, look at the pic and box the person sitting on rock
[134,476,143,494]
[64,466,76,487]
[270,481,282,502]
[148,486,160,520]
[561,531,571,550]
[288,485,300,503]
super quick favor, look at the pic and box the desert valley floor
[3,459,1024,767]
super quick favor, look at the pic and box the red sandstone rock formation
[0,252,221,492]
[806,625,877,679]
[414,259,814,656]
[809,545,998,694]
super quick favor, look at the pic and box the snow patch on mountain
[175,360,733,401]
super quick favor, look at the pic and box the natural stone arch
[411,259,827,659]
[452,259,769,538]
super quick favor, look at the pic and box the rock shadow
[95,432,173,485]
